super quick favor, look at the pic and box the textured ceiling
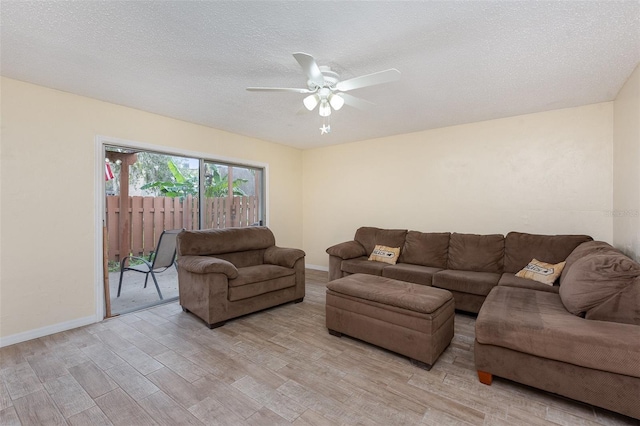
[1,1,639,149]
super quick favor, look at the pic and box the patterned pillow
[516,259,566,285]
[368,245,401,265]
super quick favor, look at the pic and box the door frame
[94,135,269,321]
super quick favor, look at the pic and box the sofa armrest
[177,255,238,279]
[326,240,366,260]
[264,246,305,268]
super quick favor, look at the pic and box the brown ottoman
[326,273,455,370]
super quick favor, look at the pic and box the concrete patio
[108,267,179,315]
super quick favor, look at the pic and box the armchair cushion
[230,264,295,287]
[264,246,305,268]
[177,255,238,279]
[228,265,296,301]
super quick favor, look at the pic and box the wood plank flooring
[1,269,637,425]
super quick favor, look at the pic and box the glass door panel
[104,147,200,316]
[202,162,264,229]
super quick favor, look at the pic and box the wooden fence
[106,195,260,262]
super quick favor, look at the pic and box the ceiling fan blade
[246,87,316,94]
[335,68,400,92]
[340,93,376,110]
[293,52,325,88]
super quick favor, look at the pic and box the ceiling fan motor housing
[310,66,339,89]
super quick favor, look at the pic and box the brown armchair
[176,227,305,328]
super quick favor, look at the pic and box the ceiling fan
[246,52,401,118]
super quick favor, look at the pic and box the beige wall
[0,77,303,341]
[613,64,640,261]
[303,103,614,268]
[0,73,631,343]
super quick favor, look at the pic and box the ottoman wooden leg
[328,329,342,337]
[410,359,432,371]
[478,370,493,385]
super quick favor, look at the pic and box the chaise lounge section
[475,241,640,419]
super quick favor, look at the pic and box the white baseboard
[1,266,329,347]
[306,264,329,272]
[0,315,97,348]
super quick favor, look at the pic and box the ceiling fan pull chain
[320,115,331,135]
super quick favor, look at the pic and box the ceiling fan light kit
[247,52,400,134]
[319,100,331,117]
[303,94,319,111]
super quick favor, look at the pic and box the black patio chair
[117,229,182,300]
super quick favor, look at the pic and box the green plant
[141,160,248,199]
[205,165,247,197]
[141,160,198,198]
[108,254,153,272]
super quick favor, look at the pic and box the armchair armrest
[264,246,305,268]
[326,240,366,260]
[177,255,238,279]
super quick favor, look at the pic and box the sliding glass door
[202,162,264,229]
[102,145,266,317]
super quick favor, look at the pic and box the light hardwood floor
[1,270,637,425]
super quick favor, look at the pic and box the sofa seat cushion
[476,286,640,378]
[228,265,295,301]
[382,263,441,286]
[433,270,500,296]
[326,273,453,315]
[498,273,559,294]
[341,257,387,276]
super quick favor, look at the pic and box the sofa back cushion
[504,232,592,274]
[559,243,640,325]
[177,227,275,256]
[560,240,620,283]
[398,231,450,268]
[211,250,268,268]
[354,227,407,256]
[447,233,504,273]
[585,276,640,325]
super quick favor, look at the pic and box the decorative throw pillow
[515,259,566,285]
[368,245,401,265]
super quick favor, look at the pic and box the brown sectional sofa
[328,227,640,419]
[176,226,305,328]
[476,241,640,419]
[326,227,591,313]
